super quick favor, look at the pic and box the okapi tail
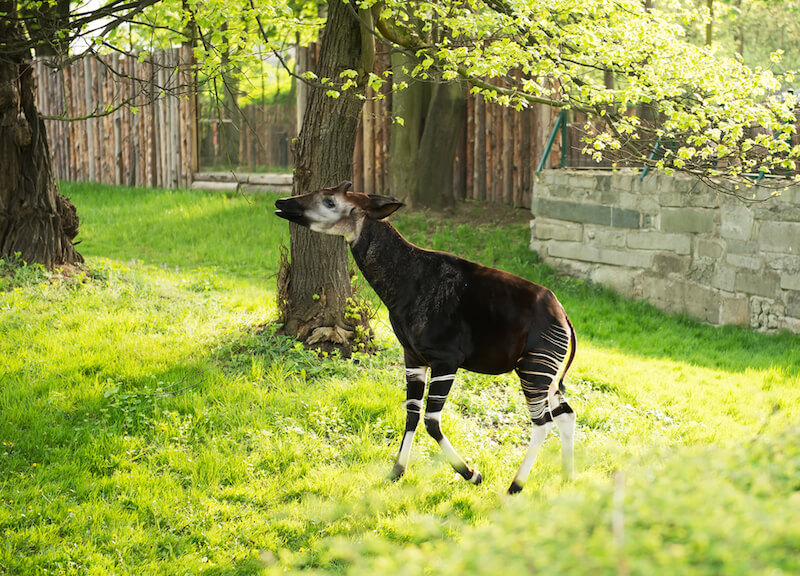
[559,314,577,393]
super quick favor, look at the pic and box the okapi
[275,181,577,494]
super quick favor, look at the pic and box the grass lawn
[1,182,799,575]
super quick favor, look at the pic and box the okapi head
[275,181,405,242]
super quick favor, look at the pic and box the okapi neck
[349,217,417,310]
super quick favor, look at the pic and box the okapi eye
[322,197,336,209]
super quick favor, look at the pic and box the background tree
[277,0,375,353]
[1,0,83,266]
[386,14,467,209]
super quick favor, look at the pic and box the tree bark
[280,0,370,354]
[388,52,425,203]
[413,79,466,209]
[0,3,82,267]
[389,51,467,209]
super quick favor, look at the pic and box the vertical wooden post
[465,88,474,199]
[112,54,122,186]
[83,57,94,182]
[94,56,104,183]
[171,48,181,188]
[362,90,375,195]
[502,104,513,204]
[472,94,486,201]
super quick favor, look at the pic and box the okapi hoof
[463,469,482,485]
[507,481,524,495]
[388,464,406,482]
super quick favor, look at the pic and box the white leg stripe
[426,394,449,400]
[404,399,423,411]
[396,431,416,469]
[406,367,428,381]
[423,410,442,422]
[430,374,456,383]
[519,371,559,378]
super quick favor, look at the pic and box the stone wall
[530,169,800,333]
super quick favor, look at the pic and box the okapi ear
[364,194,405,220]
[321,181,352,194]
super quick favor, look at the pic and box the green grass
[1,182,799,575]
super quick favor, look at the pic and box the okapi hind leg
[509,324,570,494]
[390,365,428,481]
[424,369,482,485]
[552,390,576,481]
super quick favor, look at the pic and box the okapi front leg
[424,369,482,485]
[390,364,428,480]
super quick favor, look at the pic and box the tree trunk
[0,5,82,267]
[388,52,425,203]
[413,79,467,209]
[389,51,467,209]
[279,0,370,355]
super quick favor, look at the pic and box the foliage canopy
[4,0,799,189]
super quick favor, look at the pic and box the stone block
[734,270,780,298]
[783,185,800,205]
[589,228,627,248]
[720,204,754,241]
[696,239,724,259]
[719,294,750,326]
[726,253,762,271]
[619,192,640,210]
[611,173,636,193]
[759,221,800,253]
[639,174,659,196]
[569,174,597,191]
[534,198,641,229]
[533,218,584,242]
[750,297,784,331]
[687,184,720,208]
[786,292,800,318]
[658,191,684,207]
[547,242,654,269]
[551,182,575,199]
[601,188,620,205]
[581,186,619,206]
[725,239,759,255]
[712,265,737,292]
[637,275,687,315]
[590,266,639,298]
[766,255,800,274]
[673,174,697,196]
[655,173,675,195]
[611,207,641,229]
[660,208,716,234]
[781,274,800,292]
[654,253,691,276]
[685,284,720,324]
[753,202,800,224]
[626,231,691,255]
[782,316,800,334]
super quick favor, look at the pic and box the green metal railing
[536,109,568,173]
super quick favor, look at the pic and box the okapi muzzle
[274,195,312,227]
[274,181,577,494]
